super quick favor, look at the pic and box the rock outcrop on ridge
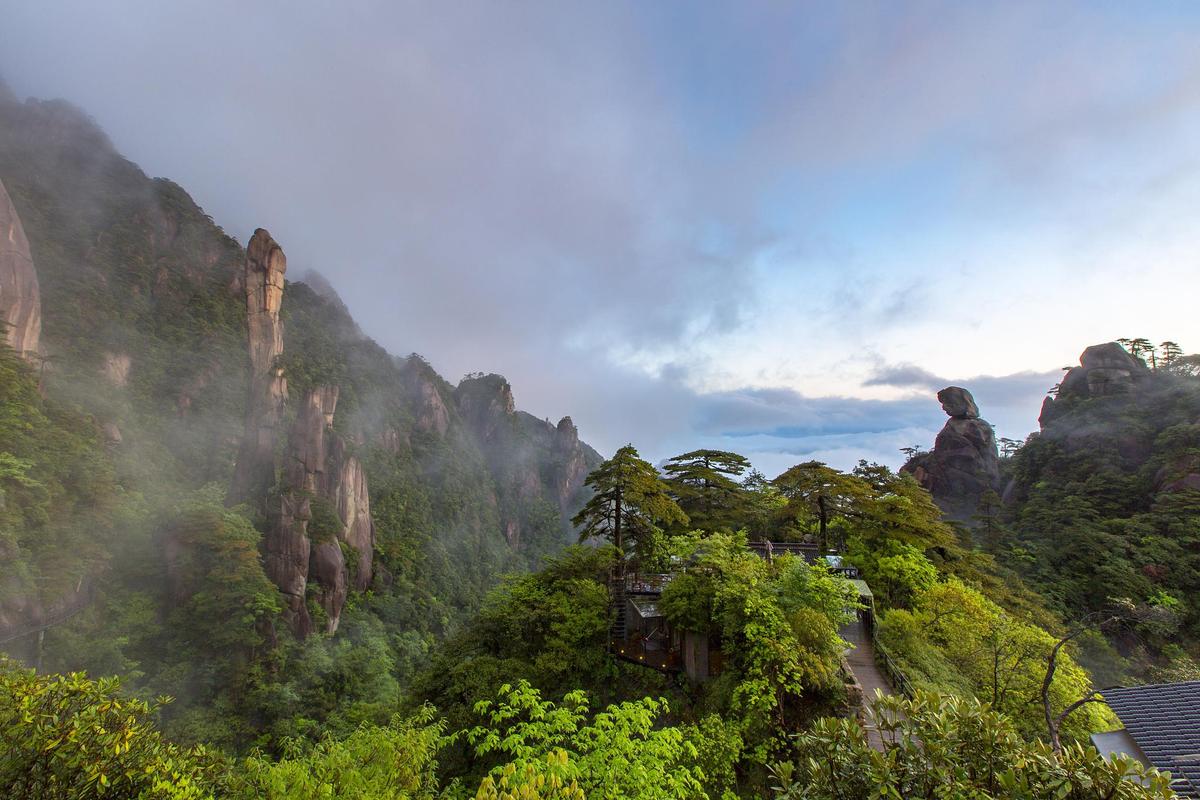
[1039,341,1152,429]
[454,374,601,547]
[902,386,1000,522]
[227,231,375,637]
[228,229,289,509]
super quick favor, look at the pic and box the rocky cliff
[225,233,379,637]
[0,87,603,656]
[1039,342,1152,429]
[0,176,40,359]
[228,229,289,509]
[901,386,1000,522]
[454,374,601,547]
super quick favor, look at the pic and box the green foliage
[572,445,687,568]
[663,449,752,532]
[876,580,1111,741]
[0,659,220,800]
[0,344,117,616]
[1001,362,1200,671]
[164,497,283,656]
[411,546,618,748]
[228,707,443,800]
[852,539,937,608]
[773,461,870,550]
[462,680,712,800]
[773,691,1174,800]
[660,536,849,773]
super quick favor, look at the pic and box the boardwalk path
[840,617,897,751]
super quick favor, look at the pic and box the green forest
[1,85,1198,799]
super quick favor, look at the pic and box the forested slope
[0,84,600,747]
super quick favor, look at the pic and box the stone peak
[937,386,980,419]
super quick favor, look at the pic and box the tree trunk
[817,494,828,551]
[613,491,623,571]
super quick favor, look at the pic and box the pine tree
[1159,341,1183,368]
[662,449,751,531]
[773,461,871,551]
[572,445,687,569]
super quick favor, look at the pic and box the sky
[2,1,1199,474]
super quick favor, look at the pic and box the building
[1092,681,1200,798]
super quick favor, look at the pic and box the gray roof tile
[1103,681,1200,798]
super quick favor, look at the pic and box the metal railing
[871,630,916,699]
[0,585,94,646]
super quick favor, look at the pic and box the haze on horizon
[2,1,1198,474]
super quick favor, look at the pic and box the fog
[3,2,1199,469]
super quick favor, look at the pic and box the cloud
[863,364,945,390]
[1,3,1197,474]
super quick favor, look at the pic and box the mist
[3,2,1199,468]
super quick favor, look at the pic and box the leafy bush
[774,691,1175,800]
[0,660,220,800]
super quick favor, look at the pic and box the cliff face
[902,386,1000,522]
[228,229,289,509]
[225,233,377,637]
[0,176,40,359]
[454,374,601,547]
[0,87,605,669]
[551,416,590,516]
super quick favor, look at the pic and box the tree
[875,581,1110,742]
[662,449,751,531]
[740,469,787,540]
[1039,603,1156,754]
[464,681,713,800]
[1124,337,1153,362]
[229,708,444,799]
[572,445,687,569]
[973,488,1004,550]
[998,437,1023,459]
[773,691,1175,800]
[772,462,870,551]
[1158,341,1183,368]
[0,660,220,800]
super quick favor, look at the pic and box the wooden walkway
[841,617,896,751]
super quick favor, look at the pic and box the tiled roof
[1103,681,1200,798]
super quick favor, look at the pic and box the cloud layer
[2,2,1198,471]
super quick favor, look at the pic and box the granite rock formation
[454,374,601,547]
[551,416,590,516]
[902,386,1000,522]
[0,176,40,359]
[1039,341,1151,428]
[228,229,288,508]
[225,232,376,637]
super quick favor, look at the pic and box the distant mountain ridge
[0,85,601,644]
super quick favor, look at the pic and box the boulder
[937,386,980,419]
[1050,342,1150,406]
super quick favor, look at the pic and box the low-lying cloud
[1,2,1196,473]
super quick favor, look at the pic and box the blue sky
[2,1,1198,473]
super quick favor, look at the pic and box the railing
[747,541,822,561]
[0,586,94,645]
[624,573,673,594]
[871,630,915,699]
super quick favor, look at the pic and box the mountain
[904,342,1200,681]
[0,86,600,742]
[1000,342,1200,676]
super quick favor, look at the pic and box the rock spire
[901,386,1000,522]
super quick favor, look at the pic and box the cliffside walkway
[840,616,902,752]
[0,587,94,646]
